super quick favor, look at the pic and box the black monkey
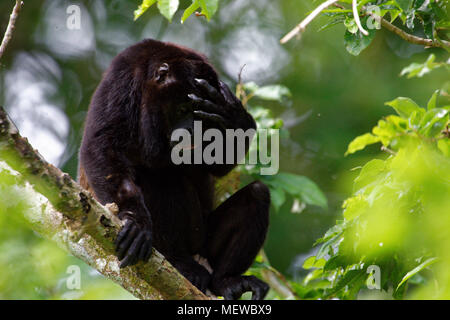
[78,39,270,300]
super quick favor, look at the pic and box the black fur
[78,39,270,300]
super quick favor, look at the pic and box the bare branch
[280,0,340,44]
[379,16,450,49]
[280,0,450,50]
[0,0,24,60]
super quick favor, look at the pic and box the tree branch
[280,0,450,50]
[379,16,450,49]
[0,0,23,60]
[0,106,208,300]
[280,0,340,44]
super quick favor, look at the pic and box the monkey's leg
[164,255,212,294]
[206,181,270,300]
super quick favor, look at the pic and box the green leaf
[303,257,326,269]
[344,17,358,34]
[318,16,346,32]
[325,269,366,297]
[157,0,179,22]
[324,255,346,271]
[270,186,286,211]
[275,173,328,209]
[418,108,449,137]
[396,257,438,290]
[134,0,157,20]
[395,0,413,12]
[247,84,292,102]
[385,97,423,118]
[344,26,377,56]
[345,133,381,156]
[314,222,345,245]
[438,139,450,156]
[342,194,367,220]
[400,54,443,78]
[199,0,219,21]
[181,0,200,23]
[303,256,316,269]
[390,9,401,23]
[354,159,386,191]
[427,90,440,110]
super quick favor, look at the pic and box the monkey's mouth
[169,112,196,150]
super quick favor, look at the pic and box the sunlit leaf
[396,258,438,290]
[418,108,449,137]
[181,0,200,23]
[344,17,358,34]
[438,139,450,156]
[245,83,292,102]
[324,269,366,297]
[199,0,219,21]
[157,0,179,22]
[385,97,423,118]
[134,0,157,20]
[354,159,386,191]
[427,90,440,110]
[400,54,444,79]
[345,133,381,156]
[395,0,413,13]
[342,194,367,220]
[303,256,316,269]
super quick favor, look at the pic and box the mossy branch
[0,106,208,300]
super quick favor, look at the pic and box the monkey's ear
[154,63,169,83]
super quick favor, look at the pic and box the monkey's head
[115,39,221,139]
[149,56,221,136]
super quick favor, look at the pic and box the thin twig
[379,16,450,49]
[381,145,396,155]
[0,0,24,60]
[352,0,368,36]
[280,0,340,44]
[280,0,450,50]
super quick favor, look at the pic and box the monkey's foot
[211,275,269,300]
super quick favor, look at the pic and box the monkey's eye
[155,63,169,83]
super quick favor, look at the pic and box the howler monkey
[78,39,270,300]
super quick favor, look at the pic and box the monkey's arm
[80,136,152,268]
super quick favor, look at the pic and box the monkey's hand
[188,78,255,131]
[115,211,153,268]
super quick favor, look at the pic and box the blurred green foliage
[238,82,328,212]
[299,88,450,299]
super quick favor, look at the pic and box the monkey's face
[145,57,221,139]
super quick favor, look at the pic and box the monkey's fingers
[116,224,138,261]
[219,80,236,105]
[119,232,146,268]
[194,78,224,104]
[193,110,227,130]
[115,220,133,246]
[137,238,152,262]
[188,94,225,116]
